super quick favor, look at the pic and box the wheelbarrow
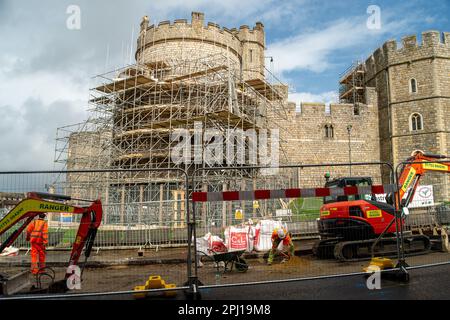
[207,250,249,273]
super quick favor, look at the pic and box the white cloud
[0,70,88,108]
[148,0,276,24]
[289,91,338,105]
[0,99,87,170]
[267,15,411,74]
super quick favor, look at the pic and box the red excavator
[313,150,450,261]
[0,192,102,294]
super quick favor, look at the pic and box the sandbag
[224,225,255,252]
[253,220,288,252]
[0,245,19,257]
[195,233,227,256]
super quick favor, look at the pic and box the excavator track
[333,234,431,262]
[312,238,341,259]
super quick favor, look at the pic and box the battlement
[364,30,450,78]
[140,12,263,41]
[136,12,266,66]
[137,12,264,53]
[295,102,363,116]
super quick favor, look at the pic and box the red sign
[230,232,248,250]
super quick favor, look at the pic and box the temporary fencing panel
[395,159,450,270]
[190,162,400,287]
[0,169,190,298]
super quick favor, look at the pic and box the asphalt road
[196,264,450,300]
[9,263,445,300]
[24,265,450,301]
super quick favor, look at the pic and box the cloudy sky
[0,0,448,170]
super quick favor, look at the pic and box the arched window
[410,78,418,93]
[410,113,423,131]
[324,124,334,138]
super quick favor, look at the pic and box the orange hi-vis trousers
[26,219,48,274]
[30,243,46,274]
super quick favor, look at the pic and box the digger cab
[323,177,376,204]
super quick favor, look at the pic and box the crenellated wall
[267,87,382,187]
[363,30,450,201]
[135,12,266,80]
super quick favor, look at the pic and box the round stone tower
[135,12,266,80]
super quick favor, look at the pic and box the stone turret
[135,12,266,80]
[363,30,450,201]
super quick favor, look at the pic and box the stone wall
[363,30,450,201]
[268,87,382,188]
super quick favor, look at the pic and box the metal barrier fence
[395,159,450,271]
[0,168,191,298]
[189,162,400,288]
[1,159,448,299]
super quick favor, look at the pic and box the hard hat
[277,228,286,239]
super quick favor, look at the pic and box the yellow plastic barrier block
[145,275,166,289]
[363,257,394,272]
[163,283,177,297]
[133,286,147,299]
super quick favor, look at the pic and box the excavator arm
[0,192,102,279]
[395,150,450,209]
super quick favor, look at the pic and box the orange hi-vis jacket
[26,219,48,245]
[271,228,292,246]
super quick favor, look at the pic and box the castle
[59,12,449,224]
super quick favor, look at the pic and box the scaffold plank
[245,78,282,100]
[94,75,156,93]
[165,65,228,83]
[145,61,170,70]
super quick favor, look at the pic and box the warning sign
[60,212,73,223]
[235,208,243,220]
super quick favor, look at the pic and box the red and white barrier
[192,184,397,202]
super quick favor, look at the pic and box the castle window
[410,78,417,94]
[249,49,253,63]
[325,124,334,138]
[410,113,423,131]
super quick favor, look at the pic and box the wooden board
[245,78,283,101]
[94,75,156,93]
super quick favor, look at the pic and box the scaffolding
[54,52,292,225]
[339,61,366,105]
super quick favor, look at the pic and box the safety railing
[2,159,448,299]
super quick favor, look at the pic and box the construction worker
[267,227,295,265]
[26,213,48,274]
